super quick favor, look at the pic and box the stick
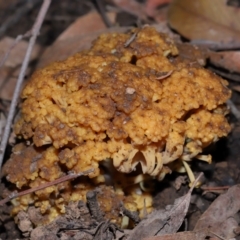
[0,0,52,177]
[0,168,94,206]
[201,186,230,191]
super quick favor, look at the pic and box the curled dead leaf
[126,173,203,239]
[168,0,240,44]
[194,184,240,239]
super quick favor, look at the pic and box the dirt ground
[1,0,240,239]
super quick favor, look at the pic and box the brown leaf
[57,11,116,42]
[37,26,129,69]
[0,37,41,100]
[126,173,203,240]
[143,231,206,240]
[194,184,240,239]
[209,51,240,73]
[145,0,172,17]
[0,112,6,141]
[0,68,17,101]
[0,37,41,68]
[232,85,240,92]
[37,10,128,68]
[168,0,240,44]
[176,43,209,66]
[112,0,148,20]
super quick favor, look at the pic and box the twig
[189,172,203,192]
[124,29,140,47]
[0,168,94,206]
[0,0,52,177]
[201,186,230,191]
[156,70,173,80]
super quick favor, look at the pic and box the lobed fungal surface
[3,27,231,225]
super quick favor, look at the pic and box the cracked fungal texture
[3,27,231,224]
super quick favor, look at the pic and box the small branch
[124,29,140,47]
[201,186,230,191]
[156,70,173,80]
[0,0,52,177]
[0,168,94,206]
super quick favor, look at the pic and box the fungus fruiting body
[3,27,231,226]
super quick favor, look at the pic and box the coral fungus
[3,27,231,226]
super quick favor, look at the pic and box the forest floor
[0,1,240,239]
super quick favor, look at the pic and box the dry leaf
[173,175,188,190]
[146,0,172,17]
[168,0,240,44]
[126,174,203,239]
[112,0,148,20]
[0,37,41,68]
[0,68,17,101]
[37,10,128,68]
[0,112,6,141]
[0,37,41,100]
[176,43,209,66]
[143,231,206,240]
[37,27,129,69]
[209,51,240,73]
[126,192,191,239]
[57,11,116,41]
[232,85,240,92]
[194,184,240,239]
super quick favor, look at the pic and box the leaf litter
[126,173,203,240]
[209,51,240,74]
[1,1,240,240]
[142,231,206,240]
[140,184,240,240]
[167,0,240,78]
[168,0,240,44]
[194,184,240,239]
